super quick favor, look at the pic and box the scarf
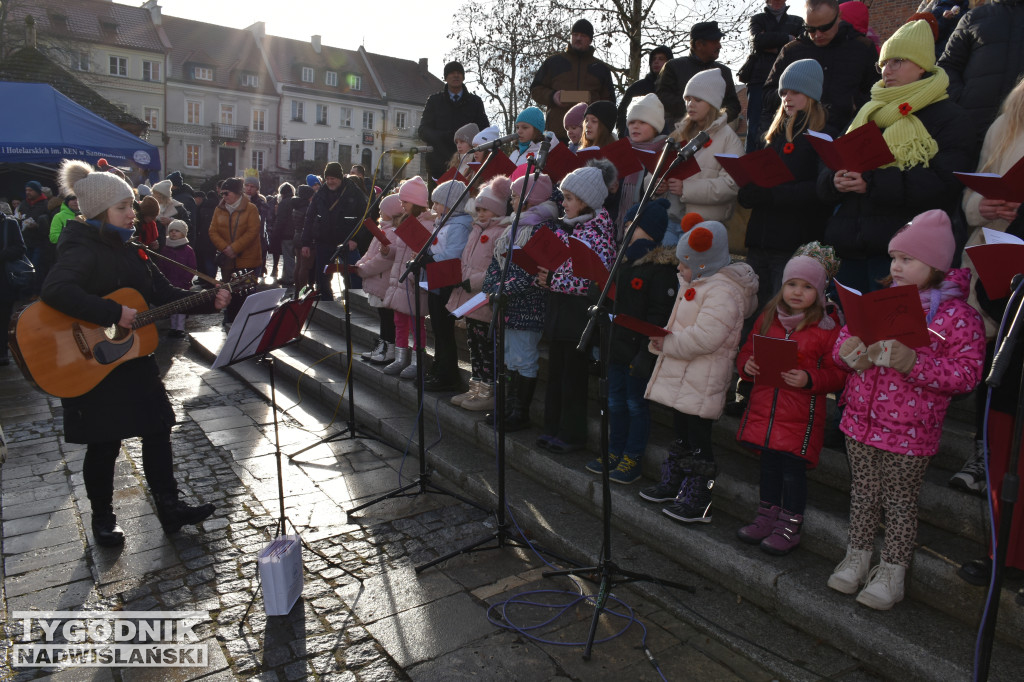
[87,219,135,243]
[777,309,806,333]
[517,141,530,155]
[624,237,656,262]
[166,236,189,247]
[847,69,950,170]
[618,135,667,230]
[493,202,557,267]
[920,277,962,324]
[225,196,243,214]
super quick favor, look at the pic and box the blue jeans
[607,362,650,457]
[505,329,541,378]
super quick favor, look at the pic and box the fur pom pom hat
[475,175,512,217]
[58,159,133,220]
[675,220,730,280]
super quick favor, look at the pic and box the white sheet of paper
[982,227,1024,245]
[451,291,487,318]
[212,288,289,369]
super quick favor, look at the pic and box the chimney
[247,22,265,40]
[312,35,322,54]
[418,58,428,70]
[25,15,37,49]
[142,0,161,24]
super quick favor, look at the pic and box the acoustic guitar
[9,271,258,398]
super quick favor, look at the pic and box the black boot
[505,375,537,432]
[91,508,125,547]
[155,493,216,534]
[483,372,517,424]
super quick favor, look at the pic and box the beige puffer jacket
[662,113,743,223]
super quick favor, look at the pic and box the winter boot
[399,352,419,380]
[155,493,215,534]
[609,454,643,484]
[383,347,411,375]
[461,382,495,411]
[662,459,717,523]
[369,341,395,365]
[827,546,873,594]
[736,502,780,544]
[451,378,482,407]
[760,509,803,555]
[505,374,537,431]
[585,452,621,475]
[856,560,906,610]
[948,439,987,496]
[639,442,694,502]
[362,337,386,361]
[482,373,513,424]
[91,507,125,547]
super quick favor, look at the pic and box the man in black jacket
[740,1,804,151]
[615,46,672,139]
[761,0,877,133]
[938,0,1024,146]
[418,61,490,185]
[167,170,198,239]
[300,162,368,301]
[656,21,742,131]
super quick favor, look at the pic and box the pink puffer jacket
[382,213,432,316]
[355,225,396,301]
[446,216,508,322]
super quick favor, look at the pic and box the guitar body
[10,288,158,398]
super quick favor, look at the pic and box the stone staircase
[192,285,1024,682]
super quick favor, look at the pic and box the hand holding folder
[835,281,930,348]
[510,226,570,275]
[806,122,895,174]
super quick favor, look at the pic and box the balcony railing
[211,122,248,142]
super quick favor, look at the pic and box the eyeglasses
[875,57,909,73]
[804,13,838,34]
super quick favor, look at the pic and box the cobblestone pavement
[1,313,776,681]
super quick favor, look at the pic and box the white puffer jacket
[662,113,743,223]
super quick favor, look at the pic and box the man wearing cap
[657,21,741,131]
[419,61,490,185]
[300,162,368,301]
[19,180,52,293]
[616,46,673,140]
[761,0,877,133]
[530,19,616,142]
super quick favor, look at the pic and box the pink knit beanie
[398,176,429,208]
[888,209,955,272]
[379,193,403,219]
[783,255,827,305]
[563,102,588,129]
[510,172,553,206]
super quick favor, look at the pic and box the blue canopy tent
[0,82,160,171]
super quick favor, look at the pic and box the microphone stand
[543,134,707,659]
[287,152,419,458]
[416,152,573,573]
[975,274,1024,681]
[347,150,500,517]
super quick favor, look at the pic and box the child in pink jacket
[355,193,401,365]
[828,210,985,610]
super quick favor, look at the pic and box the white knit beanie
[58,159,134,220]
[166,219,189,237]
[559,166,608,212]
[683,69,726,110]
[473,125,501,147]
[151,179,173,199]
[626,93,666,133]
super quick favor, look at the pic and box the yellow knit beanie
[880,20,937,72]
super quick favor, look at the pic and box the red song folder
[542,143,583,184]
[752,335,800,389]
[954,155,1024,203]
[662,155,701,182]
[613,313,670,337]
[510,226,570,275]
[425,258,463,289]
[395,214,431,252]
[965,229,1024,299]
[576,138,644,178]
[569,236,610,287]
[467,151,518,184]
[435,167,468,185]
[362,218,390,245]
[805,122,895,173]
[835,281,930,348]
[715,148,795,188]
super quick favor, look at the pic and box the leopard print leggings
[846,437,931,568]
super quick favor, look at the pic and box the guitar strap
[139,243,221,287]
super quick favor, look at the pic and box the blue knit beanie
[625,198,670,244]
[516,106,546,136]
[779,59,824,102]
[305,173,321,187]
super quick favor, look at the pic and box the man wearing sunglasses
[761,0,877,133]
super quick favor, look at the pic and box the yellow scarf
[847,69,950,170]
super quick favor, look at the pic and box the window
[74,51,90,72]
[315,104,328,125]
[291,100,304,122]
[220,104,235,125]
[185,100,202,125]
[251,150,264,172]
[301,66,314,83]
[325,71,338,87]
[144,107,160,131]
[252,109,266,132]
[142,60,161,82]
[361,111,374,130]
[348,74,362,91]
[339,144,352,169]
[339,107,351,127]
[289,140,304,163]
[193,66,212,81]
[185,144,201,168]
[242,73,259,87]
[395,111,407,129]
[314,142,329,162]
[109,56,127,77]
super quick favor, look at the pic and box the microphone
[676,130,710,164]
[388,146,434,156]
[468,132,518,153]
[534,132,554,171]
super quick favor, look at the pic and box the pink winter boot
[760,509,802,556]
[737,502,780,544]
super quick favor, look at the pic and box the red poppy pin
[631,277,644,290]
[684,287,696,301]
[783,142,795,155]
[138,248,148,261]
[480,234,489,244]
[898,102,913,116]
[702,138,713,148]
[432,237,439,245]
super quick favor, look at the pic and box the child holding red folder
[735,244,845,555]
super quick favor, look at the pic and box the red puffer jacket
[735,311,846,467]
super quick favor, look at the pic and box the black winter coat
[609,243,678,373]
[938,0,1024,146]
[616,72,658,139]
[171,185,198,237]
[762,23,878,133]
[41,219,198,443]
[817,98,976,260]
[657,54,741,129]
[301,178,369,250]
[1,216,27,303]
[742,6,805,86]
[418,87,490,180]
[742,115,836,252]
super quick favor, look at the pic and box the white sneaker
[827,547,872,594]
[948,440,987,496]
[856,560,906,610]
[362,337,385,361]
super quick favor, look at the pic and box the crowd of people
[3,0,1024,613]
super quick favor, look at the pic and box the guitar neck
[133,287,219,329]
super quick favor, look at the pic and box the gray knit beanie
[675,220,730,280]
[454,123,480,144]
[779,59,824,101]
[559,166,608,212]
